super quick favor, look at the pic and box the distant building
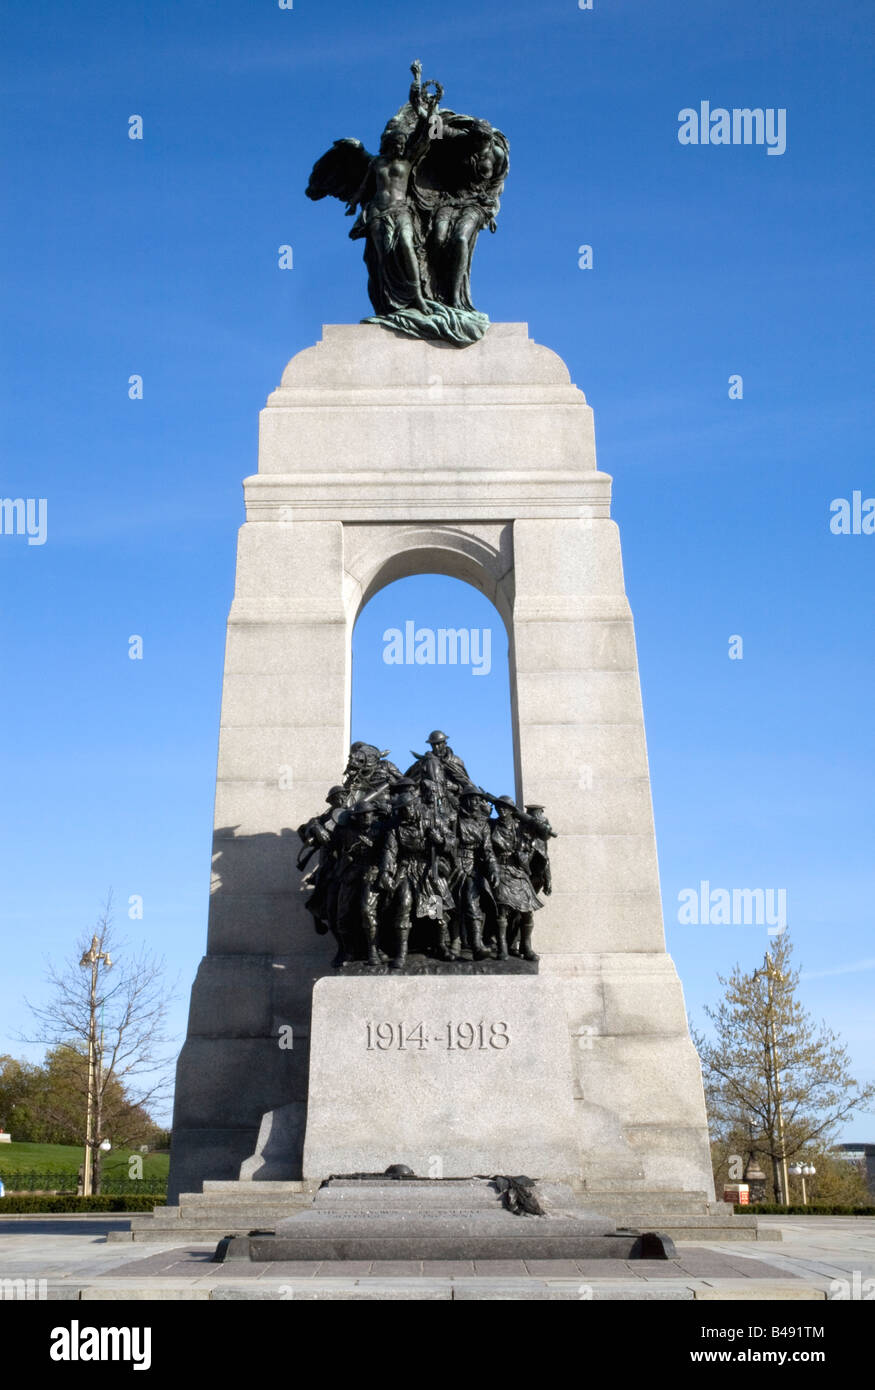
[837,1143,875,1197]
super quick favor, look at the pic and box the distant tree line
[0,1048,168,1151]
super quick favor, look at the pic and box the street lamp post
[802,1164,816,1204]
[790,1162,816,1205]
[79,934,112,1197]
[753,952,790,1206]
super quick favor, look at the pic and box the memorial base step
[213,1178,696,1262]
[109,1178,776,1245]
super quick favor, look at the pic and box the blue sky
[1,1,872,1136]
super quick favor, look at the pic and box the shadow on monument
[168,825,329,1201]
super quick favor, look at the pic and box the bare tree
[21,892,177,1194]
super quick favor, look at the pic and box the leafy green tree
[0,1055,48,1142]
[34,1045,160,1153]
[693,932,874,1204]
[0,1049,166,1159]
[707,1131,870,1206]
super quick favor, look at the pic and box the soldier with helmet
[405,729,474,813]
[298,785,349,965]
[379,782,455,968]
[489,795,543,962]
[333,798,388,966]
[454,787,501,960]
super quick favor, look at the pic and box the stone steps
[109,1179,776,1245]
[574,1191,777,1239]
[580,1194,713,1214]
[213,1178,767,1261]
[201,1181,311,1195]
[107,1181,315,1242]
[222,1183,679,1260]
[315,1182,509,1212]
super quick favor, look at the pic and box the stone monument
[163,64,752,1246]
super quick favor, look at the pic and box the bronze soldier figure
[379,787,454,968]
[343,741,403,799]
[299,786,349,965]
[454,788,500,960]
[521,803,556,900]
[489,796,543,962]
[332,801,386,965]
[297,785,347,872]
[406,730,473,813]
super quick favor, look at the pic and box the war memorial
[154,61,767,1262]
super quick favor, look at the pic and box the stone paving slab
[0,1215,869,1300]
[693,1283,829,1301]
[681,1216,875,1294]
[35,1275,826,1302]
[80,1284,214,1301]
[101,1245,795,1282]
[451,1280,695,1302]
[211,1281,453,1301]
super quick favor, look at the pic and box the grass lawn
[0,1141,169,1179]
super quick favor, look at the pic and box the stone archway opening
[351,571,516,800]
[343,523,520,797]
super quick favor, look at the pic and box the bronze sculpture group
[306,61,508,346]
[297,734,554,970]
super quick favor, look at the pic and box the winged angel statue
[306,61,509,346]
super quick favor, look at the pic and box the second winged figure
[306,61,509,347]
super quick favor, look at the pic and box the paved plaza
[1,1215,872,1300]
